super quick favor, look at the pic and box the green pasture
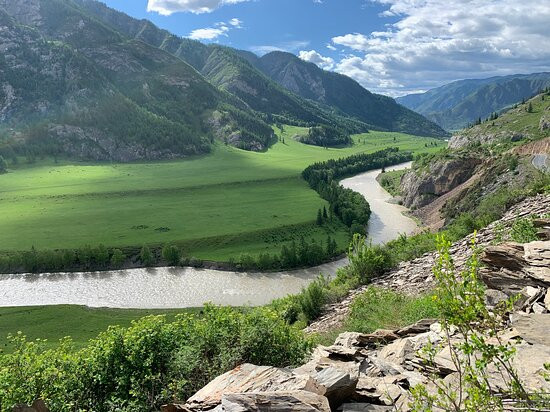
[0,305,199,353]
[0,127,443,260]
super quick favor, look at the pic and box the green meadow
[0,127,443,261]
[0,306,199,353]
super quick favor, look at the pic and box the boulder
[480,241,550,294]
[338,403,393,411]
[511,313,550,346]
[378,339,414,366]
[315,367,359,409]
[540,116,550,132]
[484,289,509,307]
[186,364,322,411]
[221,391,331,412]
[396,319,437,337]
[354,375,407,404]
[333,330,399,349]
[161,404,191,412]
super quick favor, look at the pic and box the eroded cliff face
[400,156,481,210]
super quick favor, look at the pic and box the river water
[0,162,416,309]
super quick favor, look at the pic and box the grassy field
[0,127,443,261]
[0,305,200,353]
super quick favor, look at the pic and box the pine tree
[316,209,323,225]
[527,102,533,113]
[140,245,154,266]
[322,206,328,220]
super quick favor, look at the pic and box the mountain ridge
[71,0,448,138]
[397,72,550,131]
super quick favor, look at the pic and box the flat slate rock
[221,391,331,412]
[186,364,321,410]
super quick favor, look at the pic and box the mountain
[71,0,447,138]
[0,0,447,163]
[69,0,369,134]
[397,73,550,131]
[0,0,275,161]
[244,51,448,138]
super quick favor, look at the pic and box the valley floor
[0,128,441,262]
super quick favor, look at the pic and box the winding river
[0,162,417,309]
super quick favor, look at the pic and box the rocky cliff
[399,155,481,210]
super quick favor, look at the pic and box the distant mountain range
[397,73,550,131]
[0,0,447,162]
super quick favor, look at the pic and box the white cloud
[329,0,550,96]
[250,40,310,55]
[188,18,243,40]
[148,0,249,15]
[298,50,335,70]
[229,18,243,27]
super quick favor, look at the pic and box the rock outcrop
[400,157,481,210]
[11,400,49,412]
[175,313,550,411]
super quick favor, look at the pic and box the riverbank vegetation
[378,168,407,197]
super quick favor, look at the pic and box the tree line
[0,243,201,274]
[302,147,413,231]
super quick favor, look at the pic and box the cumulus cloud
[330,0,550,96]
[148,0,249,15]
[298,50,335,70]
[188,18,243,40]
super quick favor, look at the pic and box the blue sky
[102,0,550,97]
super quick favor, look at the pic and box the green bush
[162,244,182,266]
[297,276,331,322]
[0,306,313,411]
[510,217,538,243]
[345,287,439,333]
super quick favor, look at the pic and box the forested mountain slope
[0,0,274,160]
[248,51,448,138]
[73,0,447,137]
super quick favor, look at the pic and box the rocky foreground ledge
[163,304,550,411]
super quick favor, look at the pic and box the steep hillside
[71,0,368,134]
[72,0,446,138]
[450,90,550,148]
[0,0,274,160]
[252,51,448,138]
[397,73,550,131]
[396,91,550,231]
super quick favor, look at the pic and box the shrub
[110,249,125,268]
[140,245,154,266]
[346,287,439,333]
[162,244,182,266]
[510,217,538,243]
[347,234,392,282]
[297,276,330,322]
[0,306,313,411]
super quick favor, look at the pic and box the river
[0,162,417,309]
